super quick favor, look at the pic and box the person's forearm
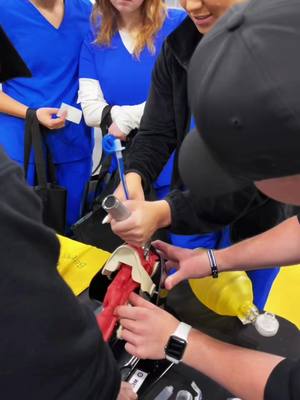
[0,91,28,118]
[125,172,142,184]
[216,215,300,272]
[183,329,283,400]
[111,102,145,135]
[78,78,108,127]
[154,200,172,229]
[81,98,106,127]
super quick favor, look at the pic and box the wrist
[182,329,209,370]
[112,106,132,135]
[110,105,121,121]
[165,322,192,364]
[23,106,30,119]
[207,249,219,278]
[214,249,231,273]
[125,172,144,195]
[155,200,171,229]
[26,107,37,120]
[193,248,215,278]
[181,328,197,365]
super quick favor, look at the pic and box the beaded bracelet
[207,249,219,278]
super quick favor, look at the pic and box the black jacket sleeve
[166,186,259,234]
[265,359,300,399]
[125,41,178,189]
[0,149,120,399]
[166,185,289,241]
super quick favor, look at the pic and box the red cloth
[97,246,158,341]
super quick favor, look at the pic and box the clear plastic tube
[116,151,129,200]
[153,386,174,400]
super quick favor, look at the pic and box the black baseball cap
[0,25,31,83]
[179,0,300,200]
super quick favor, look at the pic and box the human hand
[116,292,179,360]
[110,200,171,246]
[114,172,145,202]
[116,381,137,400]
[109,121,127,141]
[153,240,211,290]
[36,107,66,130]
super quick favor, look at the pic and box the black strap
[24,109,33,179]
[100,104,112,135]
[45,139,58,184]
[91,154,104,176]
[24,108,47,187]
[24,109,57,187]
[91,105,113,175]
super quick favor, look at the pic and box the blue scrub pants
[18,157,92,231]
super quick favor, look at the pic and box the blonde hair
[92,0,167,58]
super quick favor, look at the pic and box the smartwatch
[165,322,192,364]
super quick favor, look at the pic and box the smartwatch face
[165,335,187,361]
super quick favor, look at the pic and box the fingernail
[102,215,110,224]
[168,268,177,276]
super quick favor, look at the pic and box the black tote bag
[71,153,123,252]
[71,158,165,253]
[24,109,67,234]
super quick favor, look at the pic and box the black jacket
[126,17,289,240]
[0,148,120,398]
[265,358,300,399]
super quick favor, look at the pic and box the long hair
[92,0,167,58]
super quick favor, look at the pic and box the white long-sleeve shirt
[78,31,145,135]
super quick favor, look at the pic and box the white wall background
[166,0,182,7]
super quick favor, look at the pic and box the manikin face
[110,0,144,15]
[180,0,243,34]
[255,175,300,206]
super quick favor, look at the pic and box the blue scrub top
[0,0,93,164]
[79,8,187,105]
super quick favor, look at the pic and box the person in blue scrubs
[78,0,220,253]
[0,0,94,231]
[78,0,186,156]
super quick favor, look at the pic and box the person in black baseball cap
[179,0,300,204]
[151,0,300,288]
[116,0,300,399]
